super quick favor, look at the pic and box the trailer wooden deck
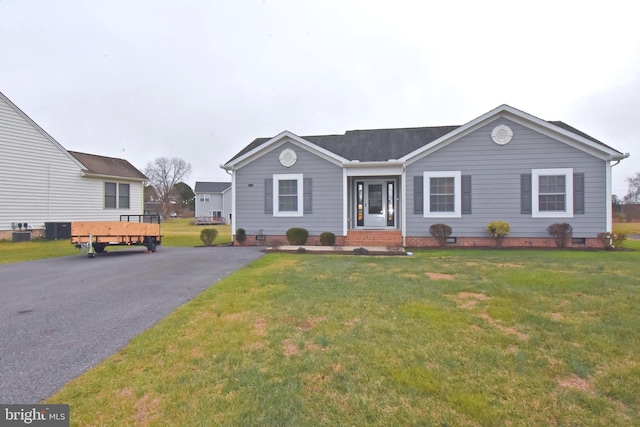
[71,215,162,257]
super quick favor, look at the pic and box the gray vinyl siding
[0,96,143,231]
[406,118,608,239]
[235,141,343,236]
[195,194,224,217]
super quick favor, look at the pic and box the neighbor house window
[105,182,117,208]
[273,174,303,217]
[532,168,573,218]
[119,183,130,209]
[423,171,462,218]
[105,182,130,209]
[199,194,210,202]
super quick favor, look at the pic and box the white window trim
[532,168,573,218]
[105,181,130,209]
[273,173,304,217]
[423,171,462,218]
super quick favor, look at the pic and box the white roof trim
[0,91,87,170]
[401,104,625,164]
[222,130,349,170]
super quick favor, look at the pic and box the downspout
[224,168,235,243]
[608,153,630,234]
[401,164,407,247]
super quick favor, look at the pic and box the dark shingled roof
[69,151,147,180]
[226,126,460,163]
[194,181,231,193]
[226,120,615,165]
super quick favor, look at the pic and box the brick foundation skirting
[405,236,603,249]
[235,234,605,249]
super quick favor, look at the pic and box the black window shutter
[521,174,532,214]
[461,175,472,214]
[264,178,273,214]
[303,178,312,214]
[574,173,584,214]
[414,175,423,214]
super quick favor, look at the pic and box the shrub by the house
[200,228,218,246]
[547,223,573,248]
[598,231,628,249]
[486,221,510,248]
[319,232,336,246]
[429,223,452,247]
[235,228,247,243]
[286,228,309,245]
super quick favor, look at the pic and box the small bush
[429,223,452,247]
[271,238,284,250]
[613,233,628,248]
[353,247,369,255]
[486,221,510,248]
[296,247,307,254]
[235,228,247,243]
[200,228,218,246]
[597,232,627,249]
[286,228,309,245]
[597,232,613,250]
[547,223,573,248]
[319,232,336,246]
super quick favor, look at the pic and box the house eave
[343,160,405,176]
[401,104,625,164]
[81,171,147,182]
[222,130,349,171]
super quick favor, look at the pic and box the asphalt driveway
[0,246,264,403]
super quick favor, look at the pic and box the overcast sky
[1,0,637,196]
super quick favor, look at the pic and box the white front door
[364,181,385,227]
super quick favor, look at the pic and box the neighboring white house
[0,91,147,239]
[194,181,231,223]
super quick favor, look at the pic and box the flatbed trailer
[71,214,161,257]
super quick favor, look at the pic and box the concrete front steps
[344,230,403,247]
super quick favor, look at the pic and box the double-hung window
[105,183,117,208]
[105,182,131,209]
[273,174,303,217]
[532,168,573,218]
[423,171,462,218]
[118,183,130,209]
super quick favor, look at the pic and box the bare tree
[144,157,192,217]
[624,173,640,204]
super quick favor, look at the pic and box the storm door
[352,179,395,228]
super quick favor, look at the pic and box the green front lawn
[47,249,640,425]
[0,219,231,264]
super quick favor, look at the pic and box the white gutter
[607,153,630,233]
[224,168,235,242]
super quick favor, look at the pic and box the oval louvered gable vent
[279,148,297,167]
[491,124,513,145]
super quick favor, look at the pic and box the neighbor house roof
[194,181,231,193]
[69,151,148,181]
[225,105,624,167]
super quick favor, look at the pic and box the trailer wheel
[147,238,157,253]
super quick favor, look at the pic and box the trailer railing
[120,214,161,224]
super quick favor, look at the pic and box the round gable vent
[279,148,297,167]
[491,124,513,145]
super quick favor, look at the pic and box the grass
[160,218,232,247]
[46,248,640,426]
[0,218,231,264]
